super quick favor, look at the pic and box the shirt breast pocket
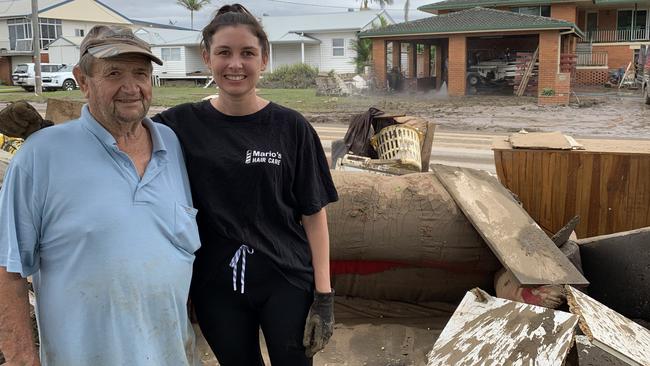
[173,203,201,256]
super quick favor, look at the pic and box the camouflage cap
[80,25,163,65]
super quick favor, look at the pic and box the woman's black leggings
[191,250,313,366]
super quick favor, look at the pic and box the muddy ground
[3,87,649,139]
[305,88,650,139]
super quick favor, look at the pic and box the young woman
[154,4,338,365]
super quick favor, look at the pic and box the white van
[11,63,76,91]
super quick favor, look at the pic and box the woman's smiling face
[203,25,267,100]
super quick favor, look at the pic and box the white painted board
[427,288,578,366]
[566,286,650,366]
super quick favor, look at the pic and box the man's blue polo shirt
[0,105,201,365]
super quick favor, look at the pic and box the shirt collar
[80,104,167,155]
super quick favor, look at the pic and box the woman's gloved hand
[302,290,334,358]
[0,101,53,139]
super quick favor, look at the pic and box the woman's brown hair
[202,4,270,60]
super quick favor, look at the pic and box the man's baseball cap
[80,25,163,65]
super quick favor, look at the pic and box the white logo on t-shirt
[244,150,282,166]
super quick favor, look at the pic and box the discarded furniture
[567,286,650,365]
[493,135,650,237]
[578,226,650,321]
[427,288,578,365]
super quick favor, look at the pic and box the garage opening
[466,34,539,95]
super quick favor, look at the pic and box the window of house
[7,17,61,50]
[75,29,85,37]
[38,18,62,48]
[8,18,32,51]
[511,6,550,17]
[332,38,345,56]
[161,47,182,61]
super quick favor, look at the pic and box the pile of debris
[315,71,351,96]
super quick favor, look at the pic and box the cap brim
[87,43,163,65]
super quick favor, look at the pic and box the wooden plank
[501,151,513,187]
[564,154,580,224]
[567,286,650,366]
[523,151,534,211]
[551,152,568,233]
[427,288,578,366]
[516,47,539,97]
[512,147,521,202]
[625,156,640,231]
[509,131,573,150]
[587,154,602,237]
[419,122,436,172]
[577,154,594,238]
[610,155,630,233]
[599,154,614,236]
[433,164,588,286]
[635,157,650,230]
[540,151,553,233]
[493,150,506,185]
[531,151,543,224]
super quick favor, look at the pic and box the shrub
[259,64,318,89]
[541,88,556,96]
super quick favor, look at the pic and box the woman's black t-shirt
[153,100,338,290]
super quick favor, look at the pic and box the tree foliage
[357,0,394,10]
[176,0,211,30]
[351,15,389,74]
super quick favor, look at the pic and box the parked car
[12,63,63,91]
[43,64,77,91]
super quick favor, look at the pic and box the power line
[266,0,353,9]
[265,0,411,11]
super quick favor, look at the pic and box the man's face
[75,54,153,126]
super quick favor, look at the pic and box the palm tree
[404,0,410,21]
[358,0,394,10]
[176,0,211,30]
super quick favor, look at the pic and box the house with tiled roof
[0,0,139,85]
[420,0,649,86]
[360,0,637,104]
[259,10,394,73]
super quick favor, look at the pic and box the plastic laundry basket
[372,124,423,171]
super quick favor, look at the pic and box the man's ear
[73,66,90,98]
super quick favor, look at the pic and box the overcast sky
[101,0,438,30]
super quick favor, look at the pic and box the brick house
[360,7,582,105]
[419,0,650,87]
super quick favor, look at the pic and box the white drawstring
[229,244,254,294]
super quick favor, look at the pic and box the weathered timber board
[566,286,650,366]
[509,131,572,150]
[433,164,588,286]
[493,138,650,237]
[427,288,578,366]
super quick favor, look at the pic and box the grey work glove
[302,290,334,358]
[0,101,53,139]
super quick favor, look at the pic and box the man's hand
[302,290,334,358]
[0,101,52,139]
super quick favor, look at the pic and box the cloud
[103,0,435,29]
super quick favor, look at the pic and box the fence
[582,28,649,43]
[576,51,608,67]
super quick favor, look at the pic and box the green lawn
[0,87,385,113]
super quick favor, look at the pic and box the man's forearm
[0,268,39,365]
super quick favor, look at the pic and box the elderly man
[0,25,200,365]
